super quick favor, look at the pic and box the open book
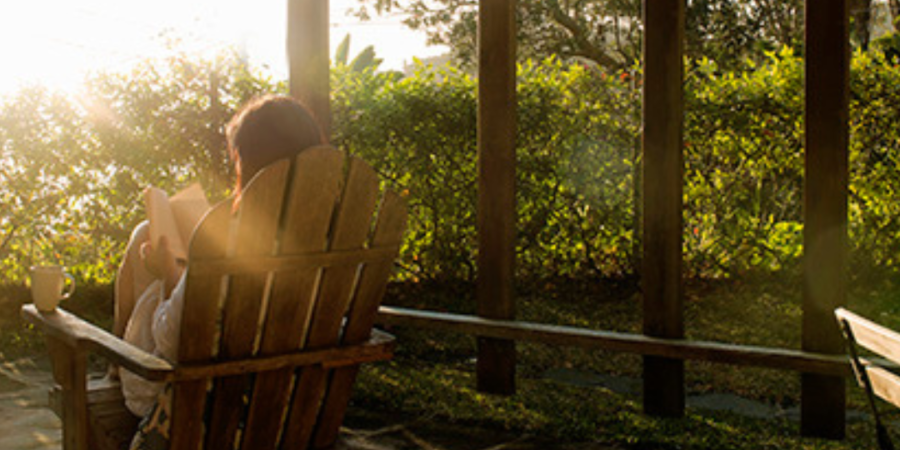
[144,183,211,262]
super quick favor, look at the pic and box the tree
[351,0,642,71]
[0,49,278,283]
[686,0,803,67]
[351,0,804,70]
[333,34,385,71]
[892,0,900,31]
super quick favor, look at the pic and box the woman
[113,95,326,448]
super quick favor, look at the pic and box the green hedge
[1,48,899,284]
[332,59,641,281]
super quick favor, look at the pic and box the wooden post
[287,0,331,136]
[802,0,849,439]
[47,337,88,450]
[476,0,517,395]
[641,0,685,417]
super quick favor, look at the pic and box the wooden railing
[376,306,851,377]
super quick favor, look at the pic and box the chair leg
[47,336,90,450]
[877,423,896,450]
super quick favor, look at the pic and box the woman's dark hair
[226,95,326,199]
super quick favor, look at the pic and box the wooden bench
[835,307,900,450]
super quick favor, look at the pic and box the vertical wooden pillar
[476,0,517,395]
[802,0,849,439]
[47,337,88,450]
[641,0,685,417]
[287,0,331,136]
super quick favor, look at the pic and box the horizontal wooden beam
[173,330,394,382]
[189,245,400,276]
[376,306,851,377]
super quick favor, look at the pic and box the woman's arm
[141,236,184,299]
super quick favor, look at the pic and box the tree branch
[545,0,625,70]
[890,0,900,33]
[0,224,20,257]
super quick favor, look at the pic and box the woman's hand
[140,236,183,298]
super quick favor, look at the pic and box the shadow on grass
[0,274,895,449]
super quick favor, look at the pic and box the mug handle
[61,273,76,300]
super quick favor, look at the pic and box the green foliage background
[1,47,899,286]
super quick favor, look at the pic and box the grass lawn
[2,273,899,449]
[356,274,900,449]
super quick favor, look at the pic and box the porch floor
[0,356,621,450]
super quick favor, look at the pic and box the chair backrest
[835,307,900,450]
[836,308,900,408]
[170,146,406,450]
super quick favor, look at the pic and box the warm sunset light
[0,0,446,95]
[3,0,896,448]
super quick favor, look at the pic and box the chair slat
[204,160,291,450]
[173,331,393,380]
[307,156,381,346]
[837,307,900,449]
[836,308,900,366]
[172,201,233,450]
[281,155,381,450]
[314,190,408,447]
[343,191,408,344]
[240,147,344,450]
[188,245,399,275]
[865,361,900,410]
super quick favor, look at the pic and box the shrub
[2,48,900,285]
[333,58,641,281]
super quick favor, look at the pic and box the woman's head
[226,95,325,195]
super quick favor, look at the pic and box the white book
[144,183,211,261]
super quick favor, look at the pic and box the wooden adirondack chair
[835,307,900,450]
[22,146,407,450]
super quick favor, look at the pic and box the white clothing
[119,222,188,417]
[121,275,186,416]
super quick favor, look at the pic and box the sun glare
[1,0,256,94]
[0,0,446,97]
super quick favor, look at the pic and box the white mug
[30,265,76,312]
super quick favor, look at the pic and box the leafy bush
[684,49,805,276]
[332,63,479,281]
[685,48,900,278]
[2,48,900,285]
[333,58,641,281]
[848,49,900,276]
[0,50,277,283]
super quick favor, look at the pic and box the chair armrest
[172,329,396,381]
[22,305,175,382]
[22,305,392,383]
